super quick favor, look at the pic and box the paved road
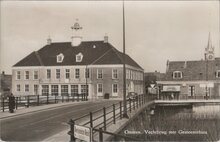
[1,100,119,141]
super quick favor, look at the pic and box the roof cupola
[71,19,82,47]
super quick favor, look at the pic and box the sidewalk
[0,99,98,120]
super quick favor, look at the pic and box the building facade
[12,22,144,99]
[157,35,220,99]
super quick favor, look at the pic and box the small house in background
[0,71,12,98]
[157,34,220,100]
[11,21,144,99]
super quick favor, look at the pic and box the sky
[0,1,219,74]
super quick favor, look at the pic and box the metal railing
[0,93,88,112]
[68,94,154,142]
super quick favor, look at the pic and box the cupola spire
[71,19,83,47]
[204,32,215,60]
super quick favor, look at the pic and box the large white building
[12,22,144,99]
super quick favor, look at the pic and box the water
[121,104,220,141]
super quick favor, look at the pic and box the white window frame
[71,85,78,95]
[56,69,60,79]
[34,71,38,80]
[112,84,118,96]
[42,85,49,96]
[188,85,195,97]
[75,68,80,79]
[61,85,69,96]
[34,84,39,95]
[112,69,118,79]
[25,84,29,92]
[47,69,51,79]
[65,69,70,79]
[16,71,21,80]
[57,53,64,63]
[85,68,90,78]
[97,69,103,79]
[16,84,21,92]
[216,70,220,78]
[76,53,83,62]
[25,71,29,80]
[81,85,88,95]
[51,85,59,96]
[97,83,103,96]
[173,71,183,79]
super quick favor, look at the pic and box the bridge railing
[68,94,155,142]
[157,95,220,100]
[0,93,88,112]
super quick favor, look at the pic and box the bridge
[68,95,220,142]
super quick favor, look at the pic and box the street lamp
[122,0,129,118]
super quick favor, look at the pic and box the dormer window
[216,70,220,78]
[57,53,64,63]
[76,53,83,62]
[173,71,183,79]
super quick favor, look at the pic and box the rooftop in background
[163,57,220,81]
[13,40,143,69]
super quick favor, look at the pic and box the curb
[0,100,93,120]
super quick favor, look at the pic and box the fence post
[2,98,5,112]
[113,104,116,124]
[68,119,76,142]
[27,96,30,108]
[16,97,18,110]
[90,112,93,128]
[119,101,122,119]
[103,107,106,130]
[62,95,64,103]
[37,95,39,106]
[139,95,141,107]
[133,97,135,110]
[47,94,49,104]
[129,98,131,113]
[99,128,103,142]
[136,96,138,109]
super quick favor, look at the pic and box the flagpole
[123,0,129,118]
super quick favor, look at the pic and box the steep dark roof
[13,41,142,69]
[163,58,220,81]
